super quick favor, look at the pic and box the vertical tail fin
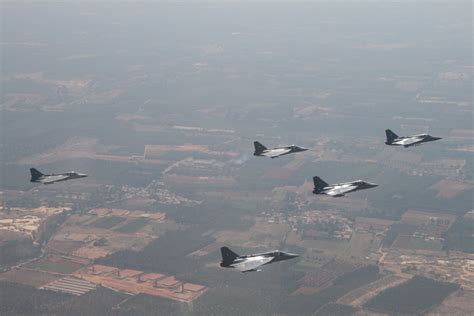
[30,168,44,182]
[385,129,398,144]
[253,141,267,154]
[220,247,239,267]
[313,176,328,193]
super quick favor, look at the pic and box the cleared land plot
[73,246,111,260]
[431,179,473,199]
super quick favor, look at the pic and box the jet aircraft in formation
[253,141,308,159]
[28,130,444,274]
[312,176,378,197]
[220,247,299,272]
[30,168,88,184]
[385,129,441,148]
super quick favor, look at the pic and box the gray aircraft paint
[253,141,308,159]
[385,129,442,148]
[312,176,378,197]
[30,168,88,185]
[220,247,299,272]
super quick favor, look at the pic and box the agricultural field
[0,269,61,287]
[365,276,460,314]
[443,218,474,253]
[90,216,127,229]
[0,2,472,315]
[26,256,84,274]
[428,290,474,315]
[392,235,443,251]
[47,240,84,254]
[345,232,381,258]
[430,179,473,199]
[114,218,149,234]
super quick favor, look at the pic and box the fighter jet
[30,168,88,184]
[220,247,298,272]
[253,141,308,159]
[312,176,378,197]
[385,129,441,148]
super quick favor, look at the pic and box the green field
[365,276,459,314]
[29,260,82,274]
[114,218,149,233]
[91,216,127,229]
[393,235,443,251]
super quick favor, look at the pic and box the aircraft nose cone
[286,253,299,258]
[367,183,378,188]
[80,174,88,177]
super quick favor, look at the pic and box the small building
[139,273,165,283]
